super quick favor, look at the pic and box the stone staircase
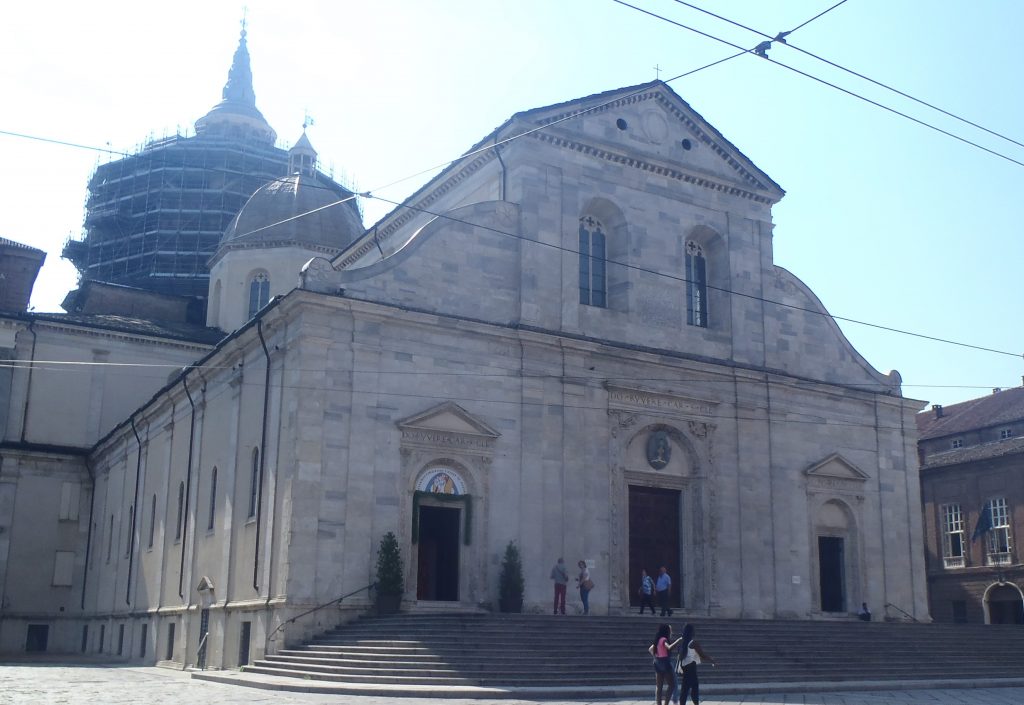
[243,613,1024,689]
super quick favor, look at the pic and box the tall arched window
[578,216,607,307]
[175,482,184,540]
[685,240,708,327]
[207,467,218,531]
[248,448,260,519]
[148,494,157,548]
[248,272,270,318]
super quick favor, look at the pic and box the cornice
[29,319,214,353]
[530,130,774,205]
[531,87,777,198]
[338,150,498,268]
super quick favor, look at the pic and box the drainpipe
[19,320,37,442]
[80,456,95,610]
[126,416,143,605]
[254,319,272,591]
[179,374,197,599]
[494,137,507,201]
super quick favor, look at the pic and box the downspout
[126,416,143,605]
[179,374,197,599]
[494,137,507,201]
[254,319,272,591]
[19,320,37,442]
[80,456,95,610]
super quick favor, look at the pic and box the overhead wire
[609,0,1024,169]
[366,193,1022,360]
[669,0,1024,152]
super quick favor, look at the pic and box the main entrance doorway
[416,505,460,601]
[818,536,846,612]
[629,486,681,608]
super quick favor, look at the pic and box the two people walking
[649,622,715,705]
[550,558,594,615]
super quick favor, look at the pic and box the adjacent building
[918,388,1024,624]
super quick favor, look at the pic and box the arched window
[248,272,270,318]
[248,448,260,519]
[578,216,607,307]
[207,467,218,531]
[175,482,184,541]
[685,240,708,327]
[148,494,157,549]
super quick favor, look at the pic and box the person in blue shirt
[656,566,673,617]
[638,568,656,615]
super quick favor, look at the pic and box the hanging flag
[971,503,993,543]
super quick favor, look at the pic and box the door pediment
[397,402,500,455]
[804,453,870,481]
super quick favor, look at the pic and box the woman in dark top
[673,623,715,705]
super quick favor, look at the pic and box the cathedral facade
[1,63,929,666]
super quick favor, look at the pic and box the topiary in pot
[498,541,524,613]
[375,531,404,614]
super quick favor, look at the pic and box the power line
[610,0,1024,170]
[786,0,849,34]
[669,0,1024,152]
[0,358,1011,393]
[366,193,1023,360]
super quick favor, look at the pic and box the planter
[377,593,402,615]
[498,596,523,614]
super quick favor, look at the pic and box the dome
[218,173,364,252]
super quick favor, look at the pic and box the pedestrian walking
[656,565,673,616]
[550,557,568,615]
[576,560,593,615]
[648,623,683,705]
[672,623,715,705]
[638,568,656,615]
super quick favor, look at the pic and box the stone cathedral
[0,39,929,666]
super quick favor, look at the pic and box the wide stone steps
[242,613,1024,688]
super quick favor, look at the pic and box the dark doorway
[416,505,460,601]
[818,536,846,612]
[629,486,681,608]
[987,585,1024,624]
[25,624,49,652]
[239,621,252,666]
[198,608,210,669]
[165,622,175,661]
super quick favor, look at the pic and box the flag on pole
[971,503,993,543]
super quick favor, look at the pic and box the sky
[1,0,1021,409]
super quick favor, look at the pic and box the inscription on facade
[607,386,716,417]
[401,429,493,451]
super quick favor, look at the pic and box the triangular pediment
[397,401,500,438]
[511,81,784,203]
[804,453,870,481]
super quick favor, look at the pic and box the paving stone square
[2,664,1024,705]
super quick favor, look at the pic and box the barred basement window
[986,497,1013,565]
[940,504,965,569]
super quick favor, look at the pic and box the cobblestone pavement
[2,665,1024,705]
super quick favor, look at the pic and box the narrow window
[940,504,965,568]
[125,505,134,557]
[578,216,606,307]
[986,497,1012,565]
[166,622,175,661]
[140,624,148,658]
[106,515,114,562]
[248,449,260,519]
[148,494,157,549]
[685,240,708,327]
[175,482,184,541]
[207,467,218,531]
[248,272,270,318]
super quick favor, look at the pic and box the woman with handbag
[648,623,682,705]
[671,623,715,705]
[576,560,593,615]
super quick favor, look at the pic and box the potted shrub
[375,531,404,615]
[498,541,524,613]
